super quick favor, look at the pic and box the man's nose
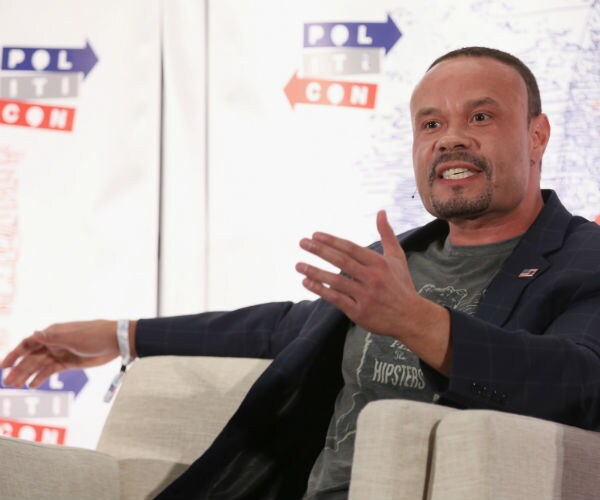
[436,129,473,152]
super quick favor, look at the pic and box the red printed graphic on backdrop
[0,146,20,348]
[0,417,66,444]
[284,72,377,109]
[595,214,600,225]
[0,99,75,131]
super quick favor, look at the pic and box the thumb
[376,210,403,256]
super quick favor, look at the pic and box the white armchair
[1,356,598,500]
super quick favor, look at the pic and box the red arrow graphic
[284,72,377,109]
[0,99,75,131]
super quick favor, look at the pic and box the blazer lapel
[396,190,574,328]
[475,190,573,326]
[474,239,550,325]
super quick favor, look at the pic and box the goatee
[431,188,493,219]
[428,151,493,219]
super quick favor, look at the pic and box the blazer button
[472,382,499,401]
[491,390,508,405]
[471,382,487,397]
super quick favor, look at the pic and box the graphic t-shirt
[303,234,521,499]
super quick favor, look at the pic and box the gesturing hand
[296,210,452,375]
[1,320,122,388]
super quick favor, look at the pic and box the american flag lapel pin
[518,268,539,278]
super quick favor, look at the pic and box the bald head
[427,47,542,122]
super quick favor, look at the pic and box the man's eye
[424,120,440,129]
[473,113,489,122]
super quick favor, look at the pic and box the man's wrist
[128,320,138,359]
[104,319,137,403]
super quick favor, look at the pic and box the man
[2,47,600,499]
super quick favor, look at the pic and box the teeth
[442,168,476,180]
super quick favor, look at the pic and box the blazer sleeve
[134,300,317,360]
[424,270,600,430]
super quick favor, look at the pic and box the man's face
[410,56,547,224]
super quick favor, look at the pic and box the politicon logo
[0,369,88,444]
[0,40,98,132]
[284,14,401,110]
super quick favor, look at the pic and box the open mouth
[441,167,478,180]
[430,152,490,185]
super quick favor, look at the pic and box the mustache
[428,151,491,183]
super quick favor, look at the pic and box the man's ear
[529,113,551,167]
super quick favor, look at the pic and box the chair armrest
[0,435,119,500]
[349,400,456,500]
[96,355,270,499]
[428,410,600,500]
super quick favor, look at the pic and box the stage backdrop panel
[207,0,599,310]
[160,0,208,316]
[0,0,161,449]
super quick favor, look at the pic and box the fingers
[300,276,357,313]
[296,232,377,315]
[27,362,62,388]
[3,345,59,388]
[299,233,378,282]
[305,232,378,264]
[1,334,44,369]
[300,212,403,278]
[297,212,408,316]
[1,346,24,370]
[1,332,59,387]
[3,353,44,387]
[295,262,360,296]
[377,210,405,258]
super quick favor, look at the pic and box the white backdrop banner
[0,0,598,451]
[0,0,161,448]
[207,0,600,310]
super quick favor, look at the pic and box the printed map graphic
[353,0,599,231]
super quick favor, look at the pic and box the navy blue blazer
[139,190,600,499]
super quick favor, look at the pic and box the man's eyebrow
[414,107,441,120]
[467,97,500,109]
[413,97,501,120]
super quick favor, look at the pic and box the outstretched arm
[2,300,315,388]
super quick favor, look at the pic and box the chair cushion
[0,435,119,500]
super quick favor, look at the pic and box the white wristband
[116,319,133,365]
[103,320,133,403]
